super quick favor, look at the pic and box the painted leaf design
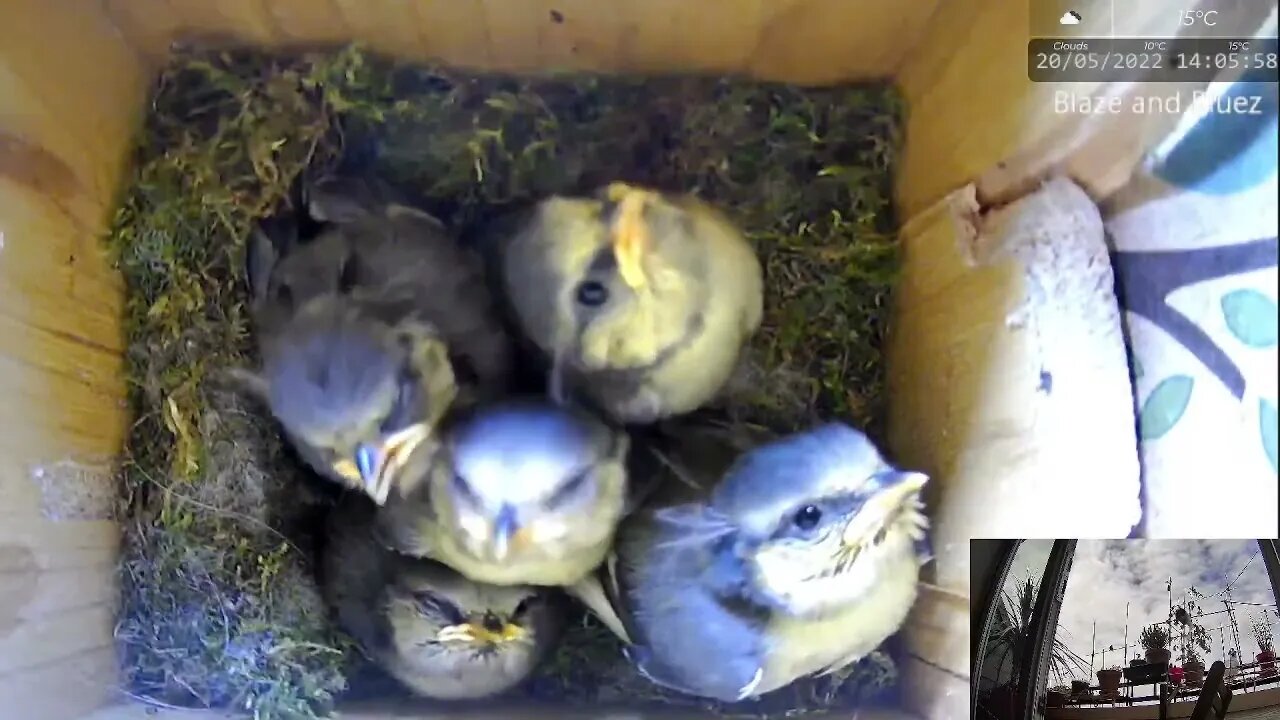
[1221,289,1278,348]
[1261,398,1278,474]
[1140,375,1195,441]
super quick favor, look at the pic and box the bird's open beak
[358,423,433,506]
[436,621,529,646]
[841,471,928,546]
[606,185,655,290]
[490,504,532,561]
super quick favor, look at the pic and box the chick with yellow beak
[575,421,930,702]
[377,399,631,587]
[484,182,763,424]
[323,495,560,699]
[238,173,512,504]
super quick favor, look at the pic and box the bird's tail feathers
[567,573,632,645]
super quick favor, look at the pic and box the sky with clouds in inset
[1003,540,1278,681]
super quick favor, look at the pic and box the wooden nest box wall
[1,1,1264,718]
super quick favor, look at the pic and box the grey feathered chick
[377,399,631,587]
[323,494,560,699]
[487,183,763,424]
[239,174,512,503]
[584,422,929,702]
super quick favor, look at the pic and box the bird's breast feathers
[757,548,919,693]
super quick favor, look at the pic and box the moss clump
[110,44,904,718]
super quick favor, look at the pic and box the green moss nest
[109,44,904,718]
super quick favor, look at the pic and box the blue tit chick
[322,494,560,699]
[486,183,763,424]
[376,399,631,587]
[240,174,512,504]
[587,422,929,702]
[249,173,513,399]
[246,295,453,505]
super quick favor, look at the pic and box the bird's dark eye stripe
[545,469,590,508]
[415,592,465,623]
[451,471,481,506]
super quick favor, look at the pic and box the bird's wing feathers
[621,538,767,702]
[245,216,292,305]
[320,495,399,655]
[373,484,441,559]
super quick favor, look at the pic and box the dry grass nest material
[109,44,905,718]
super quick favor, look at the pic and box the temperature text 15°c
[1178,10,1219,26]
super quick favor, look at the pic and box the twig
[118,688,211,712]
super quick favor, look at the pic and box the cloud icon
[1059,11,1082,25]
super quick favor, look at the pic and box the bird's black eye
[545,470,590,508]
[575,280,609,307]
[792,504,823,531]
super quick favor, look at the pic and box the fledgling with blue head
[236,173,512,505]
[579,421,930,702]
[377,398,631,588]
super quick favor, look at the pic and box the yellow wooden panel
[0,313,123,404]
[263,0,352,45]
[472,0,550,72]
[746,0,940,84]
[402,0,492,68]
[330,0,426,60]
[0,183,124,355]
[896,0,1274,216]
[0,594,114,675]
[902,584,969,719]
[0,518,119,564]
[165,0,280,46]
[0,458,115,523]
[103,0,180,68]
[521,0,627,72]
[0,646,117,719]
[0,564,116,624]
[0,1,147,221]
[614,0,766,75]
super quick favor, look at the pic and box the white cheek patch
[459,512,489,542]
[754,539,883,616]
[530,518,568,545]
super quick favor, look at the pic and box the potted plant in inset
[983,576,1089,719]
[1140,623,1171,664]
[1097,666,1123,700]
[1172,598,1211,688]
[1048,685,1070,707]
[1183,647,1205,687]
[1071,679,1090,697]
[1253,614,1276,677]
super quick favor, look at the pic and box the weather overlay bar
[1028,37,1279,82]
